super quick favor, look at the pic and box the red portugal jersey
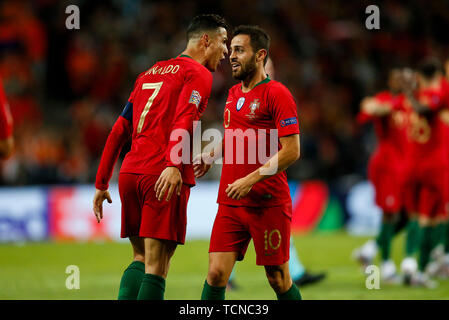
[119,55,213,185]
[357,91,408,165]
[404,78,449,168]
[217,78,300,210]
[0,78,13,139]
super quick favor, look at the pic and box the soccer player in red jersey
[0,77,14,159]
[93,14,228,300]
[353,69,409,282]
[195,26,301,300]
[440,59,449,276]
[401,59,449,287]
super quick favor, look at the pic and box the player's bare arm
[92,115,132,222]
[226,134,300,200]
[361,96,392,116]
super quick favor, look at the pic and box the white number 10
[137,82,163,134]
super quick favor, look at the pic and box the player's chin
[231,70,241,79]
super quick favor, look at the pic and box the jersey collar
[241,76,271,93]
[178,54,194,60]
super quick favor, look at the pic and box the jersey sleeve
[0,79,13,139]
[165,68,212,169]
[268,83,300,138]
[95,116,132,190]
[94,76,139,190]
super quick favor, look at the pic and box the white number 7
[137,82,163,134]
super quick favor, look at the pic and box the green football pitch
[1,232,449,300]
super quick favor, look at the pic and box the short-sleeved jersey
[120,56,212,186]
[0,78,13,139]
[404,78,449,167]
[217,78,300,210]
[358,91,408,163]
[438,79,449,159]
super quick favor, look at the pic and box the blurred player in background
[226,58,326,290]
[353,69,412,283]
[0,77,14,159]
[440,58,449,277]
[93,14,228,300]
[194,26,301,300]
[401,59,449,287]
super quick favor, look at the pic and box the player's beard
[232,55,257,81]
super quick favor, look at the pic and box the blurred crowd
[1,0,449,186]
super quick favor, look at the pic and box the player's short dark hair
[187,14,228,41]
[418,57,442,80]
[232,25,270,65]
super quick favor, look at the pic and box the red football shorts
[209,203,292,266]
[118,173,190,243]
[368,152,404,213]
[403,162,449,219]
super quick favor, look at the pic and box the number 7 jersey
[120,55,212,186]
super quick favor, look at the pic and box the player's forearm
[95,117,131,190]
[245,146,300,185]
[361,98,391,117]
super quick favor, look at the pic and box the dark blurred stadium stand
[1,0,448,187]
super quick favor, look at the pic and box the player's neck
[181,47,207,67]
[241,68,268,93]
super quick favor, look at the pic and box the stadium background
[1,0,449,299]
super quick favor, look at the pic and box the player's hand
[225,176,254,200]
[193,152,213,178]
[93,189,112,223]
[155,166,183,201]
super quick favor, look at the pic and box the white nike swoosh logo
[226,101,233,104]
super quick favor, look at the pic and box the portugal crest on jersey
[236,97,245,111]
[246,99,260,120]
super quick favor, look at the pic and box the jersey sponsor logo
[236,97,245,111]
[189,90,202,108]
[280,117,297,127]
[246,99,260,120]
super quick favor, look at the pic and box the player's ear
[256,49,267,64]
[200,33,210,48]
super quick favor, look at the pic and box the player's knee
[207,267,228,286]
